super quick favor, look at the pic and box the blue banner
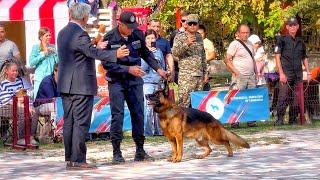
[54,97,132,134]
[191,88,270,124]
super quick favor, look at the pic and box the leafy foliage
[115,0,320,54]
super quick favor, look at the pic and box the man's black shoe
[288,121,298,125]
[66,161,97,170]
[112,153,125,164]
[247,121,257,127]
[274,120,284,126]
[111,140,125,164]
[231,122,240,128]
[134,150,155,162]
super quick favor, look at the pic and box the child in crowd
[248,34,267,86]
[0,60,38,145]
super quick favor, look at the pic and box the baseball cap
[119,11,138,29]
[186,14,199,23]
[286,17,298,25]
[248,34,261,44]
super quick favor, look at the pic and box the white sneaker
[257,78,262,86]
[30,137,39,145]
[17,138,25,145]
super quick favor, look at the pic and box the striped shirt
[0,78,24,106]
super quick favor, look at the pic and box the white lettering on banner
[231,95,263,102]
[206,97,224,119]
[248,95,264,102]
[232,96,248,100]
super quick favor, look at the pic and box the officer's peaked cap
[119,11,138,29]
[286,17,298,25]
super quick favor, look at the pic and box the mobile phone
[151,42,156,48]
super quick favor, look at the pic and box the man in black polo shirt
[275,17,310,125]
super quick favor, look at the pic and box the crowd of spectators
[0,23,59,145]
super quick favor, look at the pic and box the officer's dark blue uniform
[102,11,161,163]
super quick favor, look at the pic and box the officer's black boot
[134,139,155,162]
[111,140,125,164]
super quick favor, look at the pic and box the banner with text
[54,97,132,135]
[190,88,270,124]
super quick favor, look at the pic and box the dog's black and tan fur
[147,90,250,163]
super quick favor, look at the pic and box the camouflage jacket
[172,32,207,77]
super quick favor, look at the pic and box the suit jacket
[57,22,117,95]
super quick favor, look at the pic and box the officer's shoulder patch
[132,40,141,45]
[110,44,121,49]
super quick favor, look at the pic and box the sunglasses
[181,19,187,23]
[187,22,198,26]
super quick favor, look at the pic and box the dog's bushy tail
[224,129,250,149]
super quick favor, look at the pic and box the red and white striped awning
[0,0,69,64]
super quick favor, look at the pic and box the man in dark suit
[57,2,129,170]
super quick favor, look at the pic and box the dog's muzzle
[145,94,160,106]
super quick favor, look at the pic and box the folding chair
[0,96,38,150]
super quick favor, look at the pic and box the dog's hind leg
[195,138,212,159]
[167,138,178,162]
[223,141,233,157]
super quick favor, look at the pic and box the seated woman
[34,63,60,107]
[0,60,38,145]
[33,63,60,142]
[141,29,166,136]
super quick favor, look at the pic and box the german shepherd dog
[146,90,250,163]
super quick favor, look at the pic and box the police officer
[102,11,168,164]
[275,17,310,125]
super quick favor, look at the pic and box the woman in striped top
[0,60,38,145]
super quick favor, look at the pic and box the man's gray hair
[69,2,91,21]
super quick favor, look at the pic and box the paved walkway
[0,128,320,179]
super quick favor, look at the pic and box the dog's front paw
[172,157,181,163]
[227,154,233,157]
[166,156,174,162]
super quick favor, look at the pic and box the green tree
[116,0,320,53]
